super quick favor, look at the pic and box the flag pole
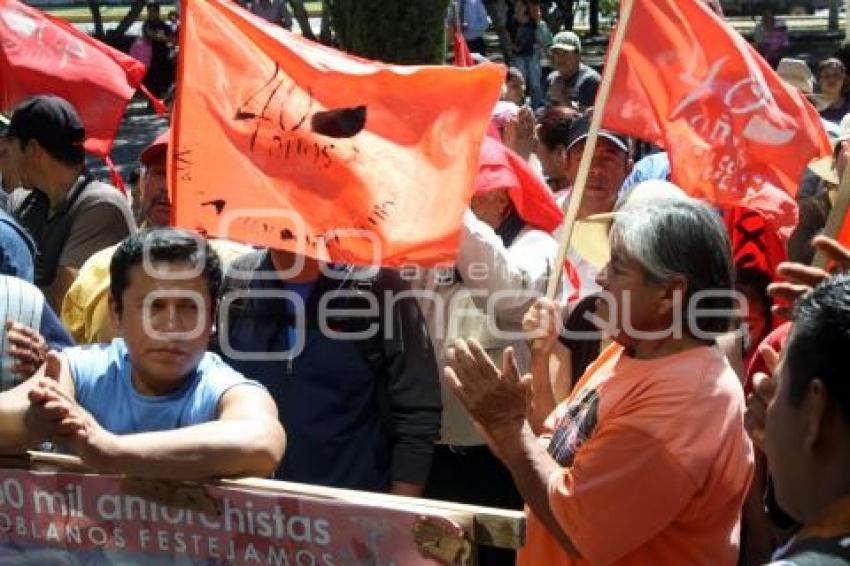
[813,166,850,269]
[545,0,636,300]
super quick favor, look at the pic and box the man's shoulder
[75,181,131,210]
[65,340,123,368]
[196,351,262,395]
[65,340,126,396]
[577,63,601,82]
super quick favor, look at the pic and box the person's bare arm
[390,482,424,497]
[66,385,285,480]
[445,341,580,558]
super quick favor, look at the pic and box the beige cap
[584,179,689,223]
[807,113,850,186]
[777,58,815,94]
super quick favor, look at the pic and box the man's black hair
[110,228,221,315]
[786,273,850,423]
[536,106,579,151]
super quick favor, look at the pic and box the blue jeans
[514,50,544,109]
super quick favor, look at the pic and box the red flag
[0,0,154,156]
[453,28,475,67]
[475,135,564,233]
[602,0,830,213]
[171,0,504,267]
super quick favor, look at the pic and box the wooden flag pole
[545,0,636,299]
[813,165,850,269]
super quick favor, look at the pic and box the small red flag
[453,28,475,67]
[0,0,154,156]
[601,0,830,226]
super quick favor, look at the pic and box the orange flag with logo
[601,0,830,211]
[171,0,504,267]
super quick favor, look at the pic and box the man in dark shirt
[546,31,600,110]
[216,248,442,496]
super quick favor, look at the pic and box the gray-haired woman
[445,198,755,565]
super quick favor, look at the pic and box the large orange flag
[171,0,504,267]
[601,0,830,209]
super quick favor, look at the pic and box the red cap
[139,130,170,166]
[474,135,564,233]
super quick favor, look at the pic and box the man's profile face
[764,352,809,522]
[140,154,170,227]
[0,137,22,192]
[112,260,214,393]
[471,189,512,229]
[3,137,35,191]
[533,127,565,182]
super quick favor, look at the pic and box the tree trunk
[327,0,450,64]
[589,0,600,36]
[87,0,105,39]
[110,0,147,42]
[846,0,850,43]
[829,0,840,32]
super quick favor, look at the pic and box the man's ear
[803,378,829,451]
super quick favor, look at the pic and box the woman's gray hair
[610,198,734,336]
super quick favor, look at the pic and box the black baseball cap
[4,95,86,160]
[565,112,629,154]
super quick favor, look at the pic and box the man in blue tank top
[0,228,285,480]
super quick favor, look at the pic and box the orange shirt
[517,343,754,566]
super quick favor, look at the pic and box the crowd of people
[0,0,848,565]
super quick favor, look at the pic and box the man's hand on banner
[25,351,79,443]
[26,351,117,467]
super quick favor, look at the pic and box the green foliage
[327,0,451,64]
[600,0,618,18]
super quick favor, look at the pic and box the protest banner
[0,468,467,564]
[0,453,525,565]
